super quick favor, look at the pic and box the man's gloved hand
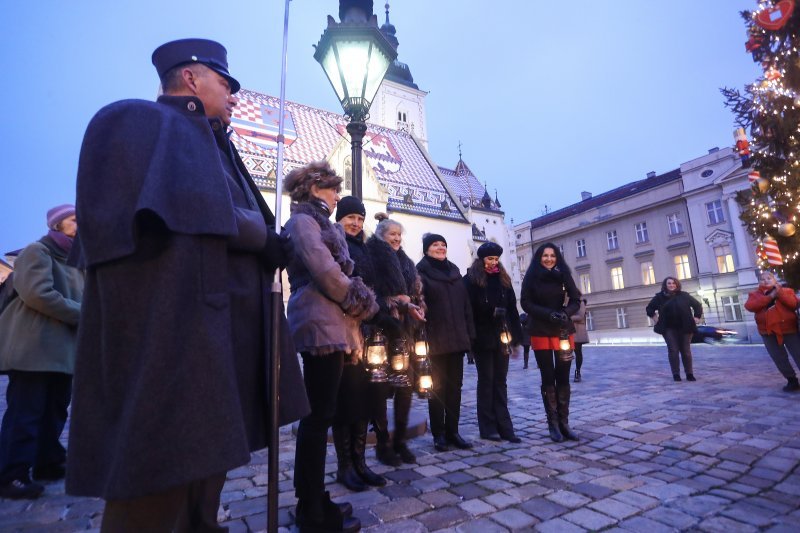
[262,229,291,271]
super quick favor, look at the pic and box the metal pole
[346,119,367,199]
[268,1,291,532]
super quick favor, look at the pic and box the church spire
[379,2,418,89]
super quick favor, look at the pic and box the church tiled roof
[229,89,466,223]
[439,159,502,213]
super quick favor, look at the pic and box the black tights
[534,350,571,388]
[574,343,584,371]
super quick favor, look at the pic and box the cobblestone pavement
[1,344,799,532]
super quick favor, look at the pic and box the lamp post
[313,0,397,199]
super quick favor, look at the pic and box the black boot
[784,377,800,392]
[393,389,416,464]
[372,414,401,467]
[541,386,563,443]
[332,426,367,492]
[351,421,386,486]
[295,491,361,532]
[556,385,579,441]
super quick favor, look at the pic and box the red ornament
[755,0,795,31]
[759,236,784,266]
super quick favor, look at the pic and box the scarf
[47,230,74,255]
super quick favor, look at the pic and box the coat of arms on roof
[231,101,297,150]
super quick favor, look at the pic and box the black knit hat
[422,233,447,254]
[477,242,503,259]
[335,195,366,221]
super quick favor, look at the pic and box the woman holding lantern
[520,243,581,443]
[283,163,378,532]
[463,242,523,443]
[366,213,427,465]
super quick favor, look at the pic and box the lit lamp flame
[363,329,389,383]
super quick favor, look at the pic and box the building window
[616,308,628,329]
[721,295,743,321]
[715,244,735,273]
[635,222,649,243]
[610,266,624,290]
[559,244,565,256]
[607,230,619,251]
[646,315,654,327]
[576,239,586,258]
[343,157,352,190]
[706,200,726,225]
[674,254,691,280]
[641,261,656,285]
[586,311,594,331]
[667,213,684,235]
[580,273,592,294]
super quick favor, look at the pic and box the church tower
[368,3,430,149]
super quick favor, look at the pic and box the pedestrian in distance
[366,214,426,465]
[571,299,589,382]
[416,233,475,452]
[520,243,581,443]
[744,271,800,392]
[463,242,523,443]
[66,39,309,531]
[284,163,378,533]
[519,313,531,369]
[646,276,703,382]
[0,205,83,500]
[331,197,393,492]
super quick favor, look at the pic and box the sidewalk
[1,344,799,531]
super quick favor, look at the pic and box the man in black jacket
[67,39,309,531]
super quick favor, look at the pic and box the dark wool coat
[0,236,83,374]
[463,272,523,353]
[416,257,474,355]
[520,265,581,338]
[646,291,702,335]
[66,96,309,500]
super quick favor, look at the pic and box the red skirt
[530,334,574,351]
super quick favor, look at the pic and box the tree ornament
[734,127,752,167]
[779,222,797,237]
[755,0,795,31]
[765,66,781,81]
[794,96,800,107]
[749,170,770,193]
[759,236,784,266]
[745,28,768,62]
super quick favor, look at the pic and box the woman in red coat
[744,271,800,392]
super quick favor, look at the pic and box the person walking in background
[646,277,703,382]
[571,299,589,382]
[367,214,426,464]
[745,271,800,392]
[67,39,309,531]
[463,242,522,443]
[520,243,581,443]
[331,197,394,491]
[417,234,475,452]
[0,205,83,500]
[520,313,531,369]
[284,162,377,532]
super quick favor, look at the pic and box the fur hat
[477,242,503,259]
[422,233,447,255]
[335,196,366,221]
[47,204,75,230]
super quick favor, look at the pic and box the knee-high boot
[392,389,416,464]
[371,409,401,467]
[332,425,367,492]
[555,385,579,441]
[351,421,386,486]
[541,386,563,442]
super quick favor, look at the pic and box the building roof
[438,158,503,213]
[229,89,466,222]
[529,169,682,229]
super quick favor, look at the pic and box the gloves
[261,229,291,271]
[549,311,568,324]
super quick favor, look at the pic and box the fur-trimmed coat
[366,235,426,341]
[284,202,378,356]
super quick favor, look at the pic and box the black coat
[520,265,581,337]
[416,256,474,355]
[464,272,523,353]
[67,96,309,500]
[646,291,702,335]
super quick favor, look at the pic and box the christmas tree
[722,0,800,285]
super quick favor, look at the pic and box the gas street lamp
[313,0,397,199]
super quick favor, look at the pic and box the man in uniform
[66,38,309,531]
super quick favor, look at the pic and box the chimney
[646,171,656,178]
[581,191,592,201]
[708,147,719,154]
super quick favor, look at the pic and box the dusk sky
[0,0,760,255]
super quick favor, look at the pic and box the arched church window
[343,157,352,191]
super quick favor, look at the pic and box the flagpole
[268,1,291,532]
